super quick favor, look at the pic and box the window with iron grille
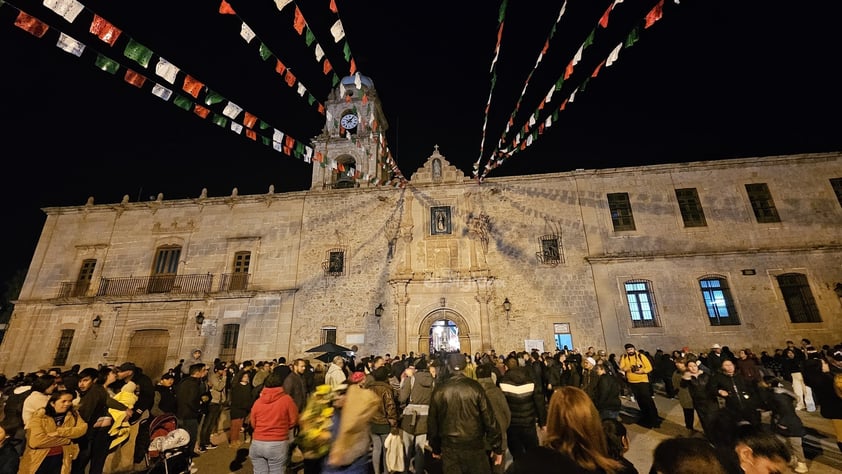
[699,277,739,325]
[831,178,842,208]
[675,188,707,227]
[53,329,74,366]
[624,280,659,327]
[776,273,822,323]
[745,183,781,223]
[73,259,97,296]
[607,193,636,231]
[219,324,240,361]
[321,326,337,344]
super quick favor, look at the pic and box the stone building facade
[1,150,841,377]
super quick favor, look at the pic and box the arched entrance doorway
[416,309,471,356]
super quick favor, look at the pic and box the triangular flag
[598,4,612,28]
[329,0,338,13]
[275,58,286,75]
[315,44,325,62]
[274,0,293,11]
[645,0,665,28]
[330,20,345,42]
[240,23,256,43]
[284,70,296,87]
[258,42,272,61]
[323,58,333,75]
[219,0,236,14]
[293,7,306,35]
[305,28,315,46]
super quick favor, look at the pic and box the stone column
[393,281,410,355]
[475,283,493,352]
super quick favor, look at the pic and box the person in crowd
[107,380,137,449]
[706,344,730,374]
[561,359,582,389]
[22,374,58,428]
[602,418,638,474]
[398,358,435,474]
[717,424,791,474]
[313,363,327,388]
[709,359,763,432]
[176,363,209,457]
[367,366,399,474]
[476,363,510,474]
[72,367,128,474]
[325,356,348,390]
[0,425,20,474]
[2,373,34,456]
[429,353,503,474]
[248,371,299,474]
[252,362,271,389]
[652,349,677,398]
[284,358,309,414]
[649,437,726,474]
[619,343,661,429]
[781,346,816,412]
[321,381,381,474]
[505,386,622,474]
[112,361,155,469]
[580,357,599,400]
[672,358,696,436]
[802,356,842,454]
[759,376,809,473]
[229,369,255,449]
[18,390,88,474]
[500,355,546,462]
[199,362,228,451]
[182,349,205,377]
[680,359,717,439]
[735,349,764,386]
[151,372,177,417]
[594,361,622,422]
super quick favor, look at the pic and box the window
[607,193,635,231]
[321,326,337,344]
[536,235,562,265]
[149,245,181,292]
[675,188,707,227]
[73,259,97,297]
[219,324,240,361]
[624,280,659,327]
[230,251,250,290]
[831,178,842,208]
[745,183,780,223]
[699,277,739,325]
[777,273,822,323]
[53,329,74,366]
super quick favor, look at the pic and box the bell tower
[310,73,389,190]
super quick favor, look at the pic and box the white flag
[56,33,85,57]
[155,58,179,84]
[240,23,256,43]
[330,20,345,42]
[43,0,84,23]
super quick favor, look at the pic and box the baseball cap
[447,353,467,371]
[117,362,136,372]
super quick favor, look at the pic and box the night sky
[1,0,840,287]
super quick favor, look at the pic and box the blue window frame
[700,277,740,326]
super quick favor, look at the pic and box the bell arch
[415,309,471,356]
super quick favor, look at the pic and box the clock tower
[310,73,390,190]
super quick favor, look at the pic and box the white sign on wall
[524,339,545,353]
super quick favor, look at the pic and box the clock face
[340,114,359,130]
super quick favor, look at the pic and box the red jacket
[250,386,299,441]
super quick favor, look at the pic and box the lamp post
[92,315,102,338]
[195,312,205,335]
[503,298,512,320]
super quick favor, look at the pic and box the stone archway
[415,309,471,356]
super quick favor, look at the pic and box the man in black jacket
[429,353,503,474]
[499,356,546,463]
[176,363,209,456]
[72,367,129,474]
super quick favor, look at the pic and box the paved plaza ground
[178,394,842,474]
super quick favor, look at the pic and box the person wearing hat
[182,348,205,377]
[429,353,504,473]
[580,357,599,400]
[111,362,155,470]
[707,344,732,373]
[619,343,661,429]
[398,357,435,474]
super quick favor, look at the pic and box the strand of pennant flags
[4,0,323,170]
[472,0,508,178]
[477,0,677,183]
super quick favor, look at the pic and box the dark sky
[1,0,841,287]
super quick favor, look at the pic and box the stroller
[144,413,193,474]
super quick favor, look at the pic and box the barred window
[675,188,707,227]
[53,329,74,366]
[745,183,781,223]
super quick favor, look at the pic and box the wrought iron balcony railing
[56,272,252,298]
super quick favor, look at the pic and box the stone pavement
[182,395,842,474]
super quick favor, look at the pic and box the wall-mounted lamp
[834,283,842,298]
[440,297,446,308]
[374,304,384,318]
[503,298,512,319]
[92,315,102,337]
[195,312,205,334]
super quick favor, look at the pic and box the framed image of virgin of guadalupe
[431,206,451,235]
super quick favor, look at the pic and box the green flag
[173,94,192,111]
[123,39,153,68]
[259,42,272,61]
[95,54,119,74]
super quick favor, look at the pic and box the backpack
[1,387,32,431]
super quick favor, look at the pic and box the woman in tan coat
[18,390,88,474]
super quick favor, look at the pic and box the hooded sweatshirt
[250,386,299,442]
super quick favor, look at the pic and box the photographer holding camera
[619,343,661,428]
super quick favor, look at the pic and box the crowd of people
[0,338,840,474]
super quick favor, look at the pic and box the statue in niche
[432,158,442,181]
[431,206,451,235]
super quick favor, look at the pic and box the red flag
[245,129,257,141]
[598,4,612,28]
[329,0,338,13]
[318,104,325,115]
[563,61,574,80]
[194,104,210,118]
[182,75,204,98]
[284,135,294,149]
[218,1,236,14]
[349,59,357,75]
[645,0,665,28]
[123,69,146,88]
[89,15,122,46]
[284,70,296,87]
[14,11,49,38]
[275,58,287,75]
[591,59,605,78]
[323,58,333,75]
[337,162,345,172]
[293,7,306,35]
[314,152,324,163]
[243,111,257,128]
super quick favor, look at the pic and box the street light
[195,312,205,334]
[92,315,102,337]
[374,304,384,318]
[503,298,512,319]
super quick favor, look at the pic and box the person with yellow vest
[618,343,661,428]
